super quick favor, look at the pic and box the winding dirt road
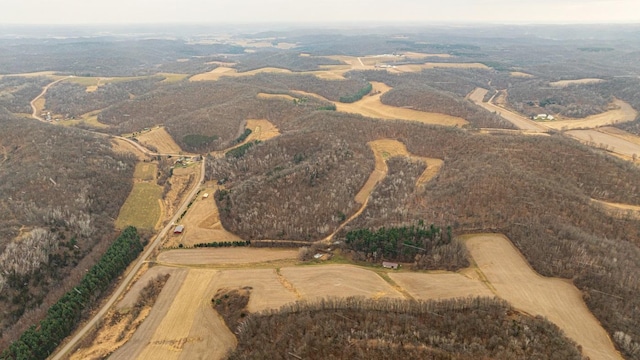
[29,76,73,121]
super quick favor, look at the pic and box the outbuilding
[174,225,184,234]
[382,261,399,269]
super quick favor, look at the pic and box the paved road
[50,158,205,360]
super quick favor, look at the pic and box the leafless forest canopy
[226,295,584,359]
[1,24,640,358]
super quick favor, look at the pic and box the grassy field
[133,163,157,181]
[115,182,163,230]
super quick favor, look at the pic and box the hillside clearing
[115,182,163,230]
[135,126,183,154]
[550,78,605,87]
[565,129,640,158]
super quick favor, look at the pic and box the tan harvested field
[550,78,605,87]
[164,186,243,248]
[566,129,640,158]
[402,52,452,59]
[159,72,189,83]
[115,182,163,230]
[257,92,296,102]
[158,248,297,266]
[395,62,489,72]
[103,268,190,360]
[599,126,640,146]
[190,66,292,81]
[544,99,637,130]
[112,269,236,360]
[510,71,535,78]
[592,199,640,219]
[133,162,157,181]
[280,264,405,300]
[58,110,109,129]
[136,126,184,154]
[111,137,148,160]
[211,269,299,311]
[468,88,547,132]
[245,119,281,142]
[333,82,467,126]
[465,234,622,360]
[389,272,493,300]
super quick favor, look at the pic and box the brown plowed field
[136,126,183,154]
[464,234,621,360]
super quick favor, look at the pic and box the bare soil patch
[464,234,621,360]
[280,264,405,301]
[544,99,637,130]
[389,272,493,300]
[550,78,605,87]
[158,248,297,266]
[136,126,183,154]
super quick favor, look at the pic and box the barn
[174,225,184,234]
[382,261,399,269]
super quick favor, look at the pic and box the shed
[202,193,209,199]
[174,225,184,234]
[382,261,399,269]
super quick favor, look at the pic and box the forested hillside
[0,110,136,348]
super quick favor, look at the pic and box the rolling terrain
[1,26,640,360]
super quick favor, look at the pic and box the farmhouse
[533,114,555,121]
[382,261,399,269]
[174,225,184,234]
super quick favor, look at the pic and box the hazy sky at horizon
[2,0,639,25]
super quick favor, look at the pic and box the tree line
[1,226,143,360]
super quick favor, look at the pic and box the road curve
[50,158,206,360]
[30,76,73,121]
[467,88,548,132]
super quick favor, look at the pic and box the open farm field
[389,272,493,300]
[58,110,110,128]
[190,67,292,81]
[158,248,298,266]
[280,264,405,300]
[334,82,468,126]
[133,162,157,181]
[115,182,163,230]
[550,78,605,87]
[464,234,621,360]
[544,99,637,130]
[111,137,148,160]
[135,126,184,154]
[510,71,534,78]
[245,119,280,142]
[566,129,640,158]
[256,92,296,102]
[163,186,243,248]
[395,62,489,72]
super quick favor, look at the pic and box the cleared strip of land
[158,248,298,266]
[566,129,640,158]
[544,99,637,130]
[550,78,604,87]
[136,126,184,154]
